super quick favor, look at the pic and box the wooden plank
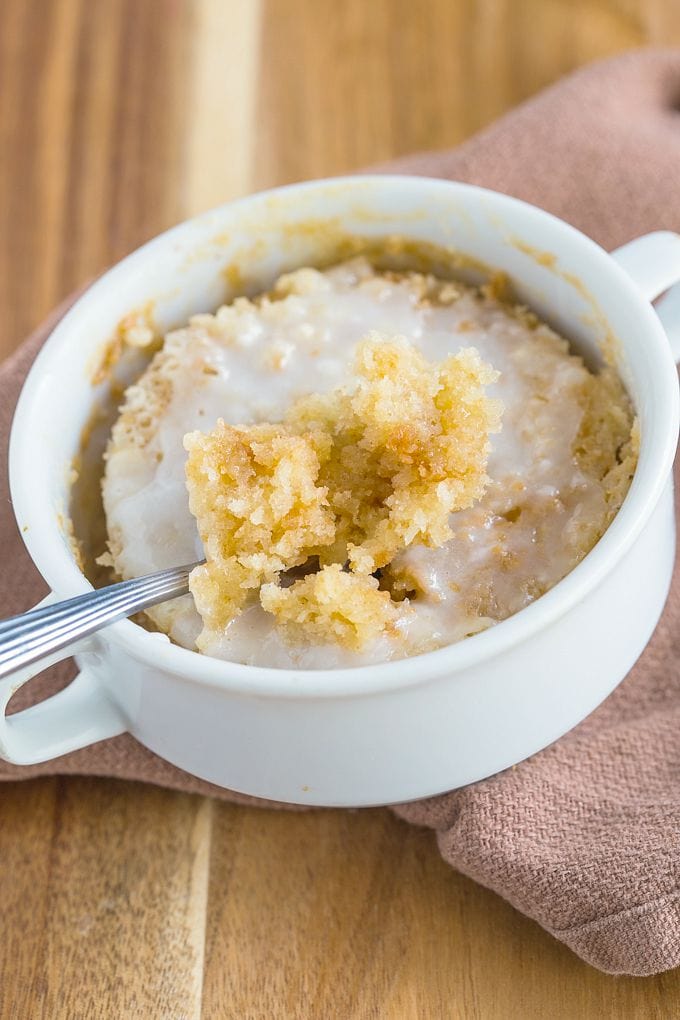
[0,778,212,1019]
[252,0,645,190]
[184,0,263,215]
[0,779,59,1019]
[203,806,680,1019]
[0,2,210,1017]
[0,0,194,359]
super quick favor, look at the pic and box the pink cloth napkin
[2,49,680,975]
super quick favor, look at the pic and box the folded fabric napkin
[2,48,680,976]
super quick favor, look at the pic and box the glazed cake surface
[102,259,638,667]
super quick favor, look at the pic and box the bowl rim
[9,174,680,698]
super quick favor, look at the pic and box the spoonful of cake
[0,335,501,680]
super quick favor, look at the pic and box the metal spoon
[0,561,202,681]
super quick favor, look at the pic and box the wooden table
[1,2,679,1016]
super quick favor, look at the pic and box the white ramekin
[5,176,680,806]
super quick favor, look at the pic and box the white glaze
[104,259,619,667]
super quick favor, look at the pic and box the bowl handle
[0,593,126,765]
[612,231,680,362]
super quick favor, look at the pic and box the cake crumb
[184,423,335,649]
[288,335,502,574]
[95,550,116,569]
[261,565,402,651]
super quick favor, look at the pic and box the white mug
[5,177,680,806]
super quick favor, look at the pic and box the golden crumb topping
[184,334,501,651]
[574,368,638,506]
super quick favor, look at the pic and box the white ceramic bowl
[4,176,680,806]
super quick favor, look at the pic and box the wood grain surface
[1,1,680,1017]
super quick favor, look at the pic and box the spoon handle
[0,563,199,681]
